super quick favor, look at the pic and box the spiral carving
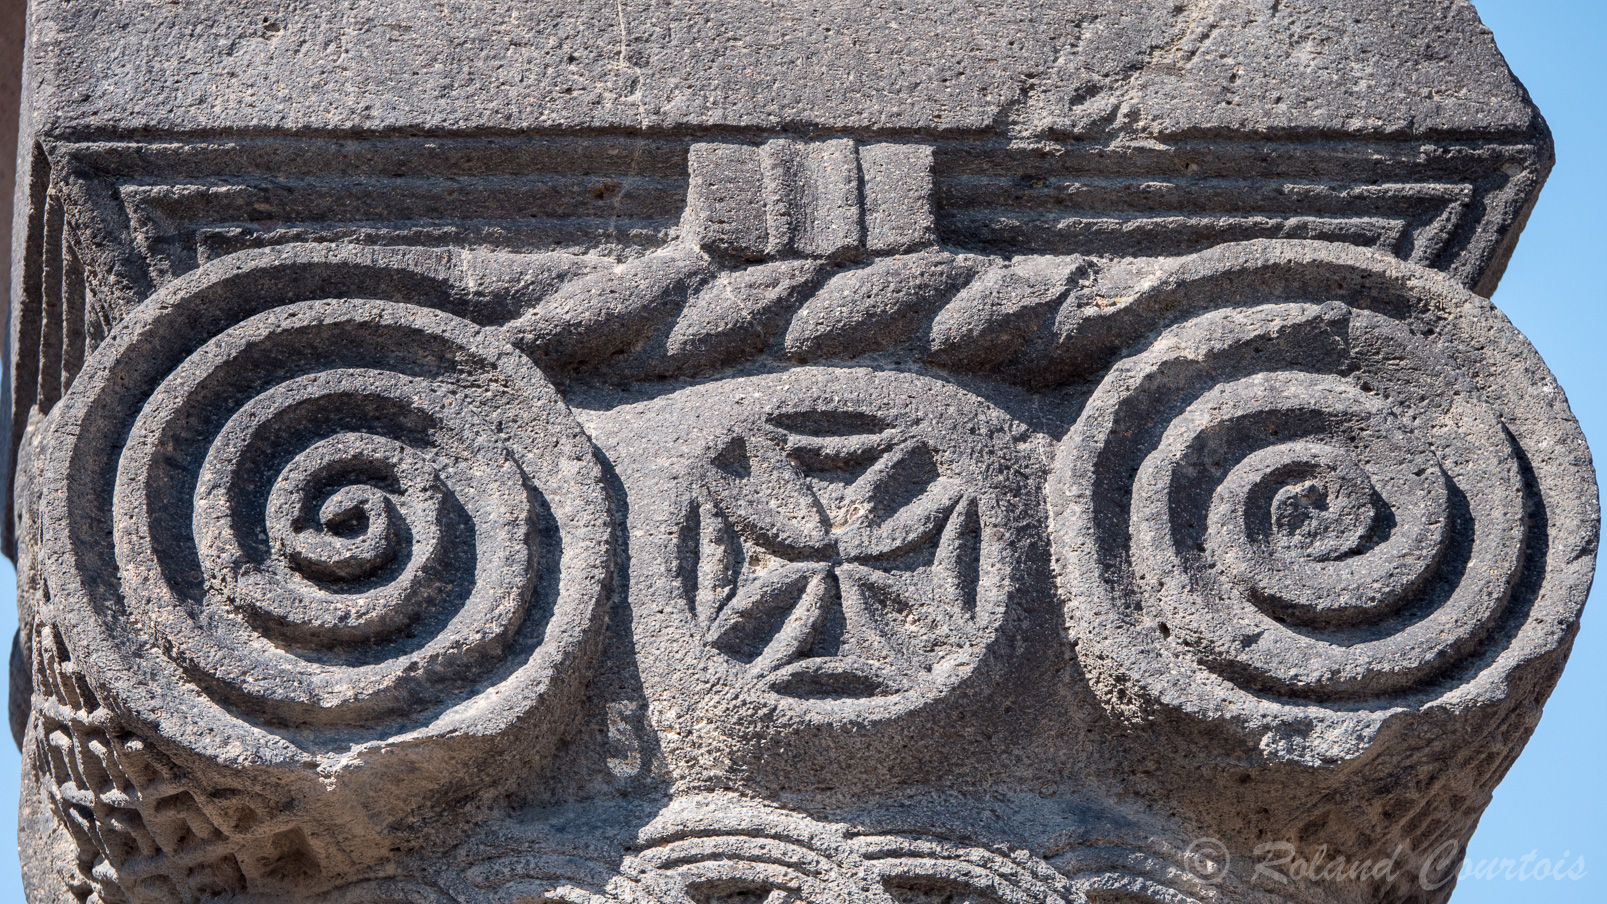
[40,246,611,771]
[198,386,454,647]
[1051,299,1530,745]
[134,334,549,728]
[1190,386,1450,630]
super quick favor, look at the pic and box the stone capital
[3,4,1593,904]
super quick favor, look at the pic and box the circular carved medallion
[1050,300,1530,757]
[602,367,1047,733]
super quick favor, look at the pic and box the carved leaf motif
[706,435,833,560]
[697,419,979,694]
[707,562,828,663]
[834,564,920,665]
[834,443,965,563]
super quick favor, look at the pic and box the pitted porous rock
[4,3,1592,904]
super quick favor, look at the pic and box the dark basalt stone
[3,4,1593,904]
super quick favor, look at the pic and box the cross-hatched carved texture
[29,623,293,904]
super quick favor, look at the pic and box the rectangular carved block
[860,143,937,254]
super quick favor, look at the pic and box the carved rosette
[1050,243,1595,763]
[33,246,612,865]
[597,366,1050,765]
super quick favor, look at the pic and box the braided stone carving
[7,3,1595,903]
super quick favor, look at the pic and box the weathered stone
[4,3,1595,904]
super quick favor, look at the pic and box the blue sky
[1438,2,1606,901]
[0,0,1600,901]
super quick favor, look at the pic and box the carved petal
[706,435,834,559]
[835,564,916,671]
[837,449,965,564]
[707,562,829,666]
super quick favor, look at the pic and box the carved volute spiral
[38,247,612,775]
[1049,244,1595,765]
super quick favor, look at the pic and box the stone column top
[6,4,1593,904]
[22,0,1541,140]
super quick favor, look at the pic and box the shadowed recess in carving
[28,621,305,903]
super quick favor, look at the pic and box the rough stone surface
[3,3,1596,904]
[2,0,24,395]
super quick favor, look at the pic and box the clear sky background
[0,0,1601,901]
[1437,1,1607,901]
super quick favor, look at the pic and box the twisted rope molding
[53,236,1496,393]
[476,237,1487,388]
